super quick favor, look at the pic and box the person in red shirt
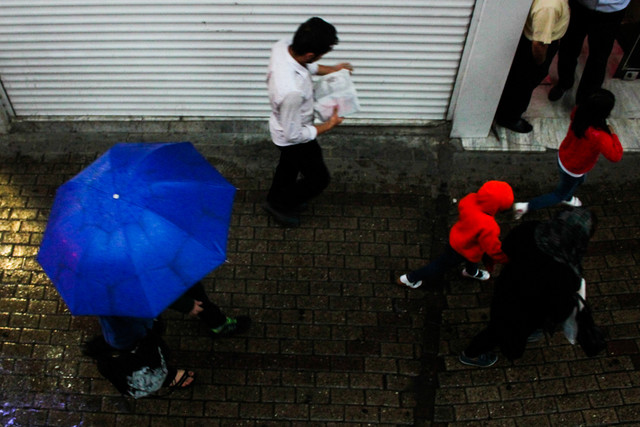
[397,181,514,288]
[514,89,622,220]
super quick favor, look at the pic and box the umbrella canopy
[38,142,236,318]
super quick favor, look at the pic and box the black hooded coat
[465,209,593,360]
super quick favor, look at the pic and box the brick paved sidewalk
[1,137,639,426]
[0,149,436,426]
[433,179,640,426]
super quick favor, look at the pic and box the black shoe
[262,201,300,227]
[548,85,566,101]
[459,351,498,368]
[293,202,309,213]
[496,118,533,133]
[209,316,251,338]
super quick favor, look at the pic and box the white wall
[448,0,532,137]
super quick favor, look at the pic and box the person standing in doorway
[548,0,630,104]
[264,17,353,227]
[495,0,570,133]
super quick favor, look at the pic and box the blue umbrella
[37,142,236,318]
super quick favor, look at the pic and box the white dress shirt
[267,38,320,147]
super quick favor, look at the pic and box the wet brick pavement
[1,124,639,426]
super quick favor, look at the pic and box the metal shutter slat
[0,1,474,122]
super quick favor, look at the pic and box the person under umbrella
[38,142,238,319]
[83,316,195,398]
[37,142,239,395]
[169,281,251,338]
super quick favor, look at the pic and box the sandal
[167,369,195,392]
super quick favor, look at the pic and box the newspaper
[313,68,361,121]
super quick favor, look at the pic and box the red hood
[462,181,514,216]
[450,180,513,264]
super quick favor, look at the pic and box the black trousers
[556,0,627,103]
[169,282,226,328]
[496,34,559,121]
[267,139,330,210]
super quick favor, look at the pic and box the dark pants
[556,0,627,103]
[527,161,585,212]
[407,244,479,284]
[98,316,154,351]
[496,35,559,121]
[267,140,330,210]
[169,282,226,329]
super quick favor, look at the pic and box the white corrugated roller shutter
[0,0,474,122]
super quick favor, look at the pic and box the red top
[558,110,623,176]
[449,181,514,264]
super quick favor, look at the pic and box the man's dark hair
[291,17,338,56]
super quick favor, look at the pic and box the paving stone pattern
[0,149,435,426]
[0,134,639,426]
[435,181,640,426]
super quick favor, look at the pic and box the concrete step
[462,116,640,152]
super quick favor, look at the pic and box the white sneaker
[561,196,582,207]
[459,351,498,368]
[513,202,528,220]
[462,268,490,281]
[397,274,423,289]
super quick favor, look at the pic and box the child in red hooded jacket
[398,181,514,288]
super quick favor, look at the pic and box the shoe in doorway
[548,85,566,101]
[496,118,533,133]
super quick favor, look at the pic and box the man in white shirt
[548,0,630,104]
[264,17,353,227]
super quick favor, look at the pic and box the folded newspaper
[313,68,361,121]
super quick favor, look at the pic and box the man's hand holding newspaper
[314,69,361,122]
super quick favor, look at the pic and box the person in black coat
[459,208,595,367]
